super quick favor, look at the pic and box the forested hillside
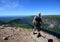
[0,15,60,34]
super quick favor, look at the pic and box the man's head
[37,12,41,16]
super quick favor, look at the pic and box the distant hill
[0,15,60,25]
[0,16,27,24]
[0,15,60,34]
[0,16,34,25]
[42,15,60,25]
[0,20,7,25]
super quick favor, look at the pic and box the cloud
[0,0,19,10]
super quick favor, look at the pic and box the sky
[0,0,60,16]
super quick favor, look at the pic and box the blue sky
[0,0,60,16]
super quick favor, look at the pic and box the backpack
[35,16,41,22]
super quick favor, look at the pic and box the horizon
[0,0,60,16]
[0,14,60,17]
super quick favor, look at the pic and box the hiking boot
[33,32,37,35]
[37,33,41,38]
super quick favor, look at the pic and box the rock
[48,24,54,28]
[48,39,53,42]
[3,37,8,40]
[0,27,59,42]
[0,25,5,29]
[0,26,4,29]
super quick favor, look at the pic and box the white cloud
[0,0,19,10]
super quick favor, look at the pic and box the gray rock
[3,37,8,40]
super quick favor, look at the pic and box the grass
[10,24,32,29]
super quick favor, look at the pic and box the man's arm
[32,16,36,24]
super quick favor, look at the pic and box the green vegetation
[41,23,60,34]
[0,15,60,34]
[9,24,32,29]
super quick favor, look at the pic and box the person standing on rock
[32,12,44,38]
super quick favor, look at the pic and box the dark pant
[34,24,41,31]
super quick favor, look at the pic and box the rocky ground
[0,27,60,42]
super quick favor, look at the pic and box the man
[32,12,43,38]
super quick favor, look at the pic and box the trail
[0,27,60,42]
